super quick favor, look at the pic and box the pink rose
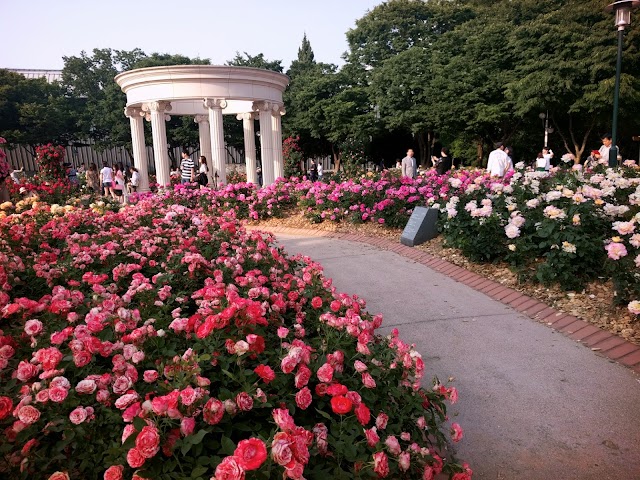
[398,451,411,471]
[115,393,139,410]
[135,425,160,459]
[103,465,124,480]
[24,319,43,336]
[384,435,401,455]
[311,296,323,309]
[214,455,246,480]
[606,242,628,260]
[179,386,197,406]
[376,412,389,430]
[451,423,463,443]
[16,361,38,382]
[294,364,311,388]
[361,372,376,388]
[180,417,195,436]
[112,376,132,395]
[270,432,293,466]
[277,327,289,338]
[236,392,254,412]
[126,447,146,468]
[364,427,380,447]
[75,379,97,394]
[295,387,312,410]
[48,473,70,480]
[49,386,69,403]
[122,424,136,444]
[272,408,296,432]
[316,363,334,383]
[17,405,41,425]
[143,370,159,382]
[354,360,368,373]
[69,406,88,425]
[373,451,389,478]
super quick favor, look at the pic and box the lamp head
[605,0,640,30]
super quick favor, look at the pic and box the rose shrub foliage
[0,190,469,479]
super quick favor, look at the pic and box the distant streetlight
[538,111,554,148]
[605,0,640,167]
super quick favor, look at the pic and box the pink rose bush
[0,192,468,478]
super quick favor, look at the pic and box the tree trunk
[331,144,341,173]
[416,131,429,167]
[476,138,484,167]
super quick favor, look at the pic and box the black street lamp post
[605,0,640,167]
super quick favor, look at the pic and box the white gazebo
[115,65,289,191]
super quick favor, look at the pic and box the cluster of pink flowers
[0,191,469,479]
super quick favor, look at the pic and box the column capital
[204,98,227,110]
[194,114,210,124]
[124,106,143,118]
[253,101,285,115]
[142,101,172,113]
[236,112,257,121]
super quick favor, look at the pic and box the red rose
[0,396,13,420]
[330,395,352,415]
[103,465,124,480]
[235,392,254,412]
[311,296,323,309]
[234,438,267,471]
[294,364,311,388]
[355,402,370,426]
[214,456,245,480]
[203,398,224,425]
[326,383,348,397]
[135,425,160,459]
[295,387,312,410]
[254,364,276,384]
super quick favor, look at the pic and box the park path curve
[251,227,640,480]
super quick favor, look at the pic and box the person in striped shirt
[180,150,195,184]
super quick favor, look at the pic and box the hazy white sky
[2,0,383,70]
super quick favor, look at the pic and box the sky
[2,0,384,71]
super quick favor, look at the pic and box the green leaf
[191,465,208,478]
[221,436,236,456]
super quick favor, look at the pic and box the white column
[237,113,257,185]
[255,101,275,186]
[204,98,227,186]
[124,106,149,192]
[195,115,213,185]
[271,105,286,179]
[143,101,172,188]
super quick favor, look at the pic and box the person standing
[317,161,324,180]
[100,163,114,198]
[86,164,99,192]
[401,149,417,179]
[309,160,318,181]
[599,133,612,165]
[180,150,195,184]
[435,147,453,175]
[197,155,209,189]
[504,147,515,173]
[487,143,508,177]
[113,163,125,201]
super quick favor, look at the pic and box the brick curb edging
[247,225,640,376]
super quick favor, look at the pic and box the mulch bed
[251,212,640,346]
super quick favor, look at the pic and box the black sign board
[400,206,438,247]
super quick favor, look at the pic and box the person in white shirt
[128,166,140,193]
[504,146,515,173]
[599,133,612,165]
[487,143,508,177]
[542,147,554,171]
[100,163,114,198]
[317,162,324,180]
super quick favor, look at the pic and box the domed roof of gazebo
[114,64,289,116]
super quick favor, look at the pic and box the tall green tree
[0,69,78,154]
[226,52,284,73]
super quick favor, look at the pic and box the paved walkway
[261,229,640,480]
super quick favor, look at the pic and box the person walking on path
[401,149,417,179]
[180,150,195,184]
[487,143,508,177]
